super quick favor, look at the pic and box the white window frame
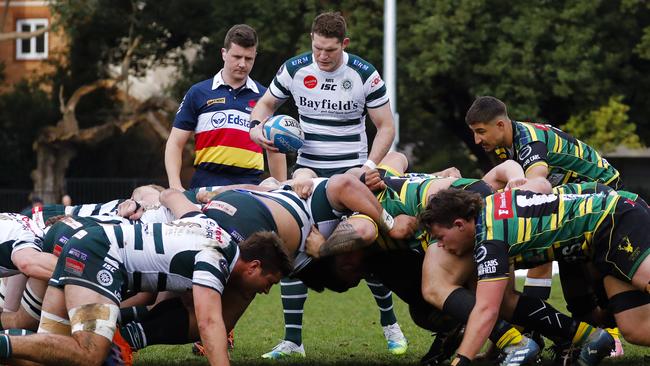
[15,18,49,60]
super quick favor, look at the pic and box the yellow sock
[606,327,620,340]
[496,328,523,349]
[572,322,596,345]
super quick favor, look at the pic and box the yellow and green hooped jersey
[494,121,620,187]
[476,189,620,275]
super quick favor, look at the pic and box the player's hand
[117,199,144,220]
[505,177,528,190]
[196,190,219,204]
[388,214,417,240]
[305,225,325,258]
[249,122,279,152]
[435,167,462,178]
[364,169,386,192]
[291,176,314,199]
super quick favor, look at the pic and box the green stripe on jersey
[273,78,290,96]
[301,115,361,126]
[195,261,227,287]
[134,224,143,250]
[347,54,376,82]
[153,224,164,254]
[285,52,313,77]
[113,226,124,248]
[366,85,387,103]
[304,132,360,142]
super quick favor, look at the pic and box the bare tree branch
[0,0,11,32]
[0,24,50,41]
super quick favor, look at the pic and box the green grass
[134,277,649,365]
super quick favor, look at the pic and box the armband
[363,160,377,170]
[379,209,395,232]
[249,119,262,130]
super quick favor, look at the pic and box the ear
[342,37,350,49]
[495,119,506,129]
[246,259,262,274]
[221,48,227,62]
[453,218,465,230]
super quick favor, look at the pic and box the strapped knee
[20,281,43,321]
[38,311,71,335]
[608,290,650,314]
[69,303,119,341]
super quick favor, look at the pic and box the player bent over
[0,189,291,366]
[420,188,650,365]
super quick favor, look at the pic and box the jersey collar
[211,69,259,94]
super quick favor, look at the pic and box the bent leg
[604,275,650,346]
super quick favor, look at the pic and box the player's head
[465,96,511,151]
[418,189,482,256]
[237,231,292,294]
[222,24,258,84]
[311,12,350,72]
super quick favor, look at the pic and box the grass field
[134,277,649,365]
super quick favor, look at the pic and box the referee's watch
[249,119,262,130]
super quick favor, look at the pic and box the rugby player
[420,188,650,365]
[0,189,291,366]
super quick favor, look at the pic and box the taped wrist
[379,209,394,232]
[451,354,471,365]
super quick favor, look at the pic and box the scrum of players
[0,101,649,366]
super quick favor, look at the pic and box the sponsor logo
[320,78,337,91]
[230,230,245,243]
[351,59,369,71]
[68,248,88,261]
[341,79,352,91]
[624,198,636,206]
[282,117,300,129]
[62,217,82,229]
[248,99,257,108]
[303,75,318,89]
[210,112,228,128]
[176,95,186,114]
[371,76,381,87]
[298,97,360,112]
[53,244,63,257]
[477,259,499,276]
[96,269,114,287]
[532,123,550,131]
[72,230,87,240]
[218,258,230,277]
[206,97,226,106]
[102,262,117,273]
[516,193,557,208]
[521,154,541,168]
[518,145,533,160]
[474,245,488,262]
[204,201,237,216]
[493,191,513,219]
[276,64,285,76]
[290,56,310,67]
[64,258,85,275]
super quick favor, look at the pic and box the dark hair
[465,96,508,125]
[418,189,483,229]
[311,12,347,42]
[239,231,292,276]
[295,256,362,293]
[224,24,258,50]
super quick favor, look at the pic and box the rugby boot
[605,328,624,357]
[576,328,614,366]
[261,340,305,359]
[498,335,541,366]
[383,323,408,355]
[420,326,464,366]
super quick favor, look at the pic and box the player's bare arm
[249,91,284,151]
[366,103,396,170]
[193,284,230,366]
[164,127,193,191]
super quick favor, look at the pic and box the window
[15,19,48,60]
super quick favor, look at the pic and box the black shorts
[593,198,650,281]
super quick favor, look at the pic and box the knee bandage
[20,282,43,321]
[38,311,71,335]
[69,303,119,341]
[608,290,650,314]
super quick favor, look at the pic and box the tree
[561,95,643,153]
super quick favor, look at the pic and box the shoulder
[283,52,314,78]
[184,78,214,99]
[346,53,378,83]
[251,79,267,96]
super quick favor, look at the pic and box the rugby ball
[263,115,304,154]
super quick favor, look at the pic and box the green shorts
[48,227,126,304]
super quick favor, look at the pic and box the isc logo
[321,78,337,91]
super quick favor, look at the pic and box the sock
[119,305,149,323]
[120,322,147,350]
[522,277,552,300]
[571,322,597,346]
[281,278,307,345]
[511,295,578,345]
[605,327,620,341]
[366,280,397,327]
[442,287,522,348]
[0,334,11,359]
[138,298,190,346]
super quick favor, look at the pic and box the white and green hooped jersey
[0,213,43,277]
[99,214,238,294]
[270,52,389,169]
